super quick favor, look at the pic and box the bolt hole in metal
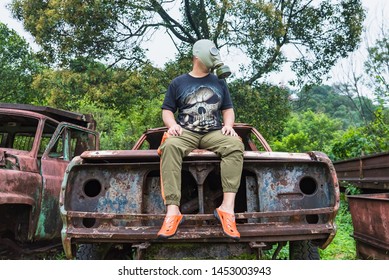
[83,179,102,198]
[299,176,317,195]
[300,177,320,224]
[305,214,319,224]
[82,218,96,228]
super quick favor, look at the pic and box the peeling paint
[61,124,340,259]
[0,104,97,255]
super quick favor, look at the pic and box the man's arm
[162,109,182,136]
[221,108,238,136]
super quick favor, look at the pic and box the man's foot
[214,208,240,240]
[157,215,184,239]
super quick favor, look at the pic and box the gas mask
[192,39,231,79]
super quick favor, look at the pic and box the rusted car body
[0,103,98,256]
[334,152,389,259]
[348,193,389,259]
[60,124,339,260]
[334,151,389,192]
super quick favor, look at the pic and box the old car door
[37,122,98,240]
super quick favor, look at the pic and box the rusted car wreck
[60,124,339,260]
[334,152,389,259]
[0,103,98,257]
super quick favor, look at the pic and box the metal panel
[334,152,389,191]
[60,125,339,259]
[61,157,339,258]
[348,193,389,259]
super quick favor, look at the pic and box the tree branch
[213,0,228,44]
[199,0,210,39]
[291,0,314,18]
[245,44,282,85]
[184,0,202,39]
[151,0,195,43]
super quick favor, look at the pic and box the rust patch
[334,152,389,191]
[348,193,389,259]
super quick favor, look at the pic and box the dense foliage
[331,107,389,160]
[31,58,168,148]
[0,22,42,103]
[230,81,291,140]
[364,36,389,106]
[10,0,365,86]
[1,1,387,157]
[1,2,388,261]
[293,85,376,128]
[271,110,343,155]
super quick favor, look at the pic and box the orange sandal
[214,208,240,240]
[157,214,184,239]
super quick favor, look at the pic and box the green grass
[319,193,357,260]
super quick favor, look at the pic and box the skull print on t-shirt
[180,86,220,132]
[161,73,233,134]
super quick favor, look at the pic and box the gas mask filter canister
[192,39,231,79]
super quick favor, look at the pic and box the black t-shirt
[161,73,233,133]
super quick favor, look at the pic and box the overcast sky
[1,0,388,89]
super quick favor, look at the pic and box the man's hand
[162,110,182,136]
[167,124,183,136]
[221,125,238,136]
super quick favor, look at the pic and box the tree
[293,84,376,128]
[31,58,166,148]
[327,28,389,160]
[331,108,389,160]
[0,22,42,103]
[364,35,389,106]
[328,23,389,124]
[230,81,290,140]
[10,0,365,86]
[271,110,343,154]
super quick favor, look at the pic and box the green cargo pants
[158,128,244,206]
